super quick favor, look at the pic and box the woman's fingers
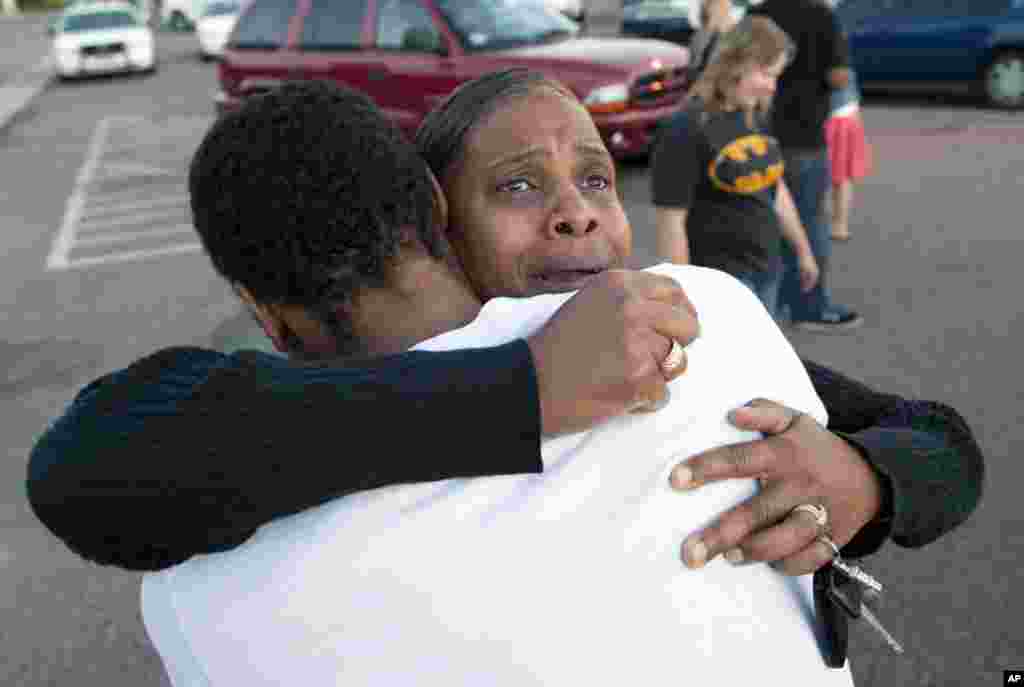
[717,502,834,573]
[675,399,883,573]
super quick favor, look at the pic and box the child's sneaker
[792,309,864,332]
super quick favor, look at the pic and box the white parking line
[57,243,203,270]
[78,207,190,232]
[74,225,196,248]
[47,116,112,271]
[47,115,211,271]
[79,195,189,217]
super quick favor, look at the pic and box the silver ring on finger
[661,339,685,375]
[791,503,828,529]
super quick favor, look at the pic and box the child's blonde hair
[689,16,795,123]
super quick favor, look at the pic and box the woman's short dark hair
[415,68,576,183]
[189,80,443,354]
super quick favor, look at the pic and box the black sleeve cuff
[833,431,895,558]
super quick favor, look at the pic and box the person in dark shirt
[749,0,863,331]
[26,72,984,580]
[653,16,819,318]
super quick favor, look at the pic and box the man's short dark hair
[189,81,444,353]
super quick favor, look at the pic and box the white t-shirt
[141,264,854,686]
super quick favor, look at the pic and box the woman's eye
[583,174,611,191]
[497,178,534,193]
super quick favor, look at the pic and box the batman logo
[708,134,784,195]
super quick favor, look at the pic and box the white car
[53,2,156,79]
[543,0,584,20]
[196,0,240,60]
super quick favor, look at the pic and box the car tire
[983,50,1024,109]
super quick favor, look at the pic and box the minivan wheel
[984,50,1024,109]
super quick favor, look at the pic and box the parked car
[837,0,1024,109]
[48,0,147,34]
[160,0,206,30]
[542,0,583,21]
[52,1,156,79]
[621,0,697,46]
[216,0,692,158]
[196,0,240,59]
[620,0,746,46]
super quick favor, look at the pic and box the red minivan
[215,0,691,157]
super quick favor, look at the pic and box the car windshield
[62,10,139,32]
[624,0,691,17]
[437,0,579,51]
[204,1,240,16]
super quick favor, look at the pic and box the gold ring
[792,503,828,528]
[661,339,685,374]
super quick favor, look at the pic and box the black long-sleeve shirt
[26,342,984,571]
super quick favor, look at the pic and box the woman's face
[443,89,632,300]
[731,53,787,109]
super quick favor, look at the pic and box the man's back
[750,0,849,150]
[141,265,854,686]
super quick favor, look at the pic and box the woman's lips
[529,267,606,292]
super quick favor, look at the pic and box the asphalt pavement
[0,11,54,133]
[1,26,1022,687]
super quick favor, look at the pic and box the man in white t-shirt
[140,81,853,686]
[143,264,853,687]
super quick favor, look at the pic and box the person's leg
[831,180,853,241]
[779,151,862,330]
[779,152,829,320]
[734,268,781,321]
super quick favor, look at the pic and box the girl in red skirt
[825,70,872,241]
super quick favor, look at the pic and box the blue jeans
[778,150,845,322]
[735,267,781,321]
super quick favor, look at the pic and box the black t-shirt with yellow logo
[652,101,784,275]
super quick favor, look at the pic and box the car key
[831,555,883,596]
[828,565,905,656]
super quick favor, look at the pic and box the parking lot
[2,20,1023,687]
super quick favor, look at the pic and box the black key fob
[814,563,849,668]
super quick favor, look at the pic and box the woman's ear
[234,284,289,353]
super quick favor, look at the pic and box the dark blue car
[621,0,697,47]
[837,0,1024,108]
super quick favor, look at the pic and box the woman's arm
[26,271,702,572]
[669,360,985,572]
[27,344,543,571]
[655,207,691,264]
[805,359,985,557]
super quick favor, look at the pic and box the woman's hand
[670,399,884,575]
[798,253,820,293]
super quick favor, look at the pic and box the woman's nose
[547,185,599,238]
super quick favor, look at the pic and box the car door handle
[367,68,389,81]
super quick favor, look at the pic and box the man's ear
[234,284,289,353]
[427,167,448,233]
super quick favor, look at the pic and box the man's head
[190,81,453,357]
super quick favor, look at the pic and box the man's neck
[347,258,482,357]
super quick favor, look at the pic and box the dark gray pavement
[1,31,1021,687]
